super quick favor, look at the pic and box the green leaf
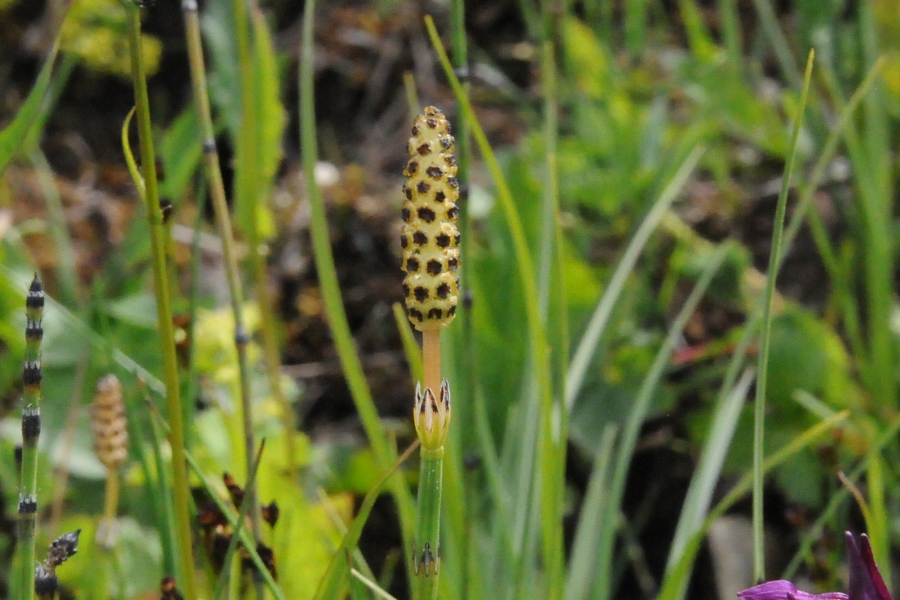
[0,40,60,176]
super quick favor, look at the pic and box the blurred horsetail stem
[17,274,44,600]
[401,106,461,599]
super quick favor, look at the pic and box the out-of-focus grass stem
[300,0,416,582]
[121,3,197,595]
[752,50,814,582]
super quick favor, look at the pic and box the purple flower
[738,533,892,600]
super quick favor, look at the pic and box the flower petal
[847,532,893,600]
[738,580,849,600]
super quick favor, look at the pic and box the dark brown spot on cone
[436,234,450,247]
[436,283,450,298]
[435,191,446,202]
[426,166,443,179]
[407,160,418,175]
[406,257,420,272]
[427,260,442,275]
[417,207,436,222]
[413,231,428,245]
[400,235,409,249]
[447,205,460,219]
[417,181,431,194]
[417,143,432,155]
[447,176,459,188]
[426,118,437,128]
[414,287,429,302]
[427,308,443,320]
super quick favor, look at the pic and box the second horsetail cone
[401,106,461,331]
[91,375,128,471]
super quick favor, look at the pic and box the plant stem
[181,0,262,538]
[122,4,197,595]
[414,330,444,600]
[301,0,416,573]
[17,274,43,600]
[752,50,814,582]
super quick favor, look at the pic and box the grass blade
[752,50,814,581]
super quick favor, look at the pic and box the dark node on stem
[161,576,185,600]
[14,444,22,466]
[25,321,43,342]
[18,494,37,515]
[34,564,58,596]
[23,361,42,386]
[463,288,474,309]
[155,156,166,182]
[160,198,174,223]
[22,407,41,440]
[234,325,250,346]
[27,275,44,310]
[46,529,81,567]
[463,453,482,471]
[261,501,280,527]
[413,542,439,576]
[458,183,469,201]
[202,139,217,154]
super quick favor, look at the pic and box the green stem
[414,449,444,600]
[180,0,263,536]
[229,0,263,545]
[752,51,814,582]
[122,5,197,596]
[17,274,43,600]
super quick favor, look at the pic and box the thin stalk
[181,0,263,539]
[102,472,120,523]
[752,50,814,582]
[300,0,416,576]
[122,4,197,595]
[414,329,444,600]
[17,274,44,600]
[414,451,443,600]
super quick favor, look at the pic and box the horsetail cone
[91,375,128,471]
[401,106,461,331]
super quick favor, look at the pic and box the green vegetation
[0,0,898,598]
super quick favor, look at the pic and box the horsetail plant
[17,274,44,600]
[91,374,129,549]
[121,1,198,595]
[34,529,81,600]
[401,106,461,600]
